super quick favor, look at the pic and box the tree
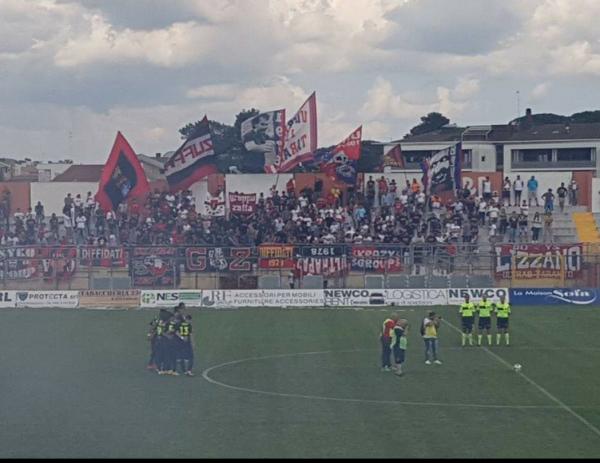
[409,112,450,136]
[509,113,568,126]
[570,110,600,123]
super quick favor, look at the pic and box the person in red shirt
[377,177,388,206]
[380,312,399,371]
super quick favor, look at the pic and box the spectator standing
[502,177,512,206]
[518,212,528,242]
[499,207,508,238]
[527,176,539,206]
[377,176,388,207]
[513,175,524,205]
[543,212,554,243]
[366,176,376,208]
[531,212,542,243]
[569,179,578,206]
[482,176,492,201]
[34,201,44,225]
[421,311,442,365]
[508,211,518,243]
[557,182,568,214]
[542,189,555,213]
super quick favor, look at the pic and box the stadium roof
[397,122,600,144]
[53,164,104,182]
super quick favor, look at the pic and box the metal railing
[0,242,596,290]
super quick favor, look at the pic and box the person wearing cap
[380,312,399,371]
[421,311,442,365]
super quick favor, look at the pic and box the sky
[2,0,600,162]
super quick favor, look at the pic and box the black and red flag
[164,116,218,192]
[95,132,150,212]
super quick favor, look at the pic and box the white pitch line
[441,319,600,439]
[201,350,564,411]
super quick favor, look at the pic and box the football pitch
[1,305,599,458]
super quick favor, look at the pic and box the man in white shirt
[75,212,87,244]
[513,175,524,205]
[482,176,492,201]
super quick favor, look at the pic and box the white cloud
[361,76,480,122]
[531,82,550,100]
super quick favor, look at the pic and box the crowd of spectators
[0,173,579,248]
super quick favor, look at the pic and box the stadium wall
[0,182,31,214]
[30,182,98,215]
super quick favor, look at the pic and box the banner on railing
[258,245,295,269]
[79,247,127,267]
[131,247,178,287]
[350,245,403,273]
[295,245,348,276]
[0,246,77,281]
[494,244,583,279]
[184,247,255,272]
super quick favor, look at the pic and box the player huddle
[147,303,195,376]
[459,295,511,346]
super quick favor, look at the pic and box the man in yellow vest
[476,296,494,346]
[421,311,442,365]
[459,294,476,346]
[494,295,511,345]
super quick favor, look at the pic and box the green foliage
[409,112,450,136]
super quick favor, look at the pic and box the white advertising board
[385,288,447,306]
[0,291,16,308]
[447,288,509,305]
[15,291,79,308]
[140,290,203,308]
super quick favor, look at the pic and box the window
[556,148,593,162]
[462,149,472,168]
[511,149,552,163]
[402,150,432,166]
[496,145,504,169]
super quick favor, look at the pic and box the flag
[382,144,404,169]
[164,116,218,192]
[278,92,318,172]
[95,132,150,212]
[240,110,286,173]
[420,142,462,196]
[320,126,362,184]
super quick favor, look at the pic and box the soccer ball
[513,363,522,372]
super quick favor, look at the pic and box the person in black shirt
[557,182,568,214]
[176,315,195,376]
[508,211,519,243]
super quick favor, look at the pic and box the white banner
[278,92,318,172]
[447,288,509,305]
[0,291,16,308]
[323,289,386,306]
[261,290,323,307]
[140,290,203,308]
[386,288,447,306]
[15,291,79,308]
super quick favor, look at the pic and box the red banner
[494,243,583,279]
[258,245,295,269]
[229,192,257,215]
[79,246,126,267]
[0,246,77,281]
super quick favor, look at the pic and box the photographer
[421,311,442,365]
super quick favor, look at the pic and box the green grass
[1,305,600,458]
